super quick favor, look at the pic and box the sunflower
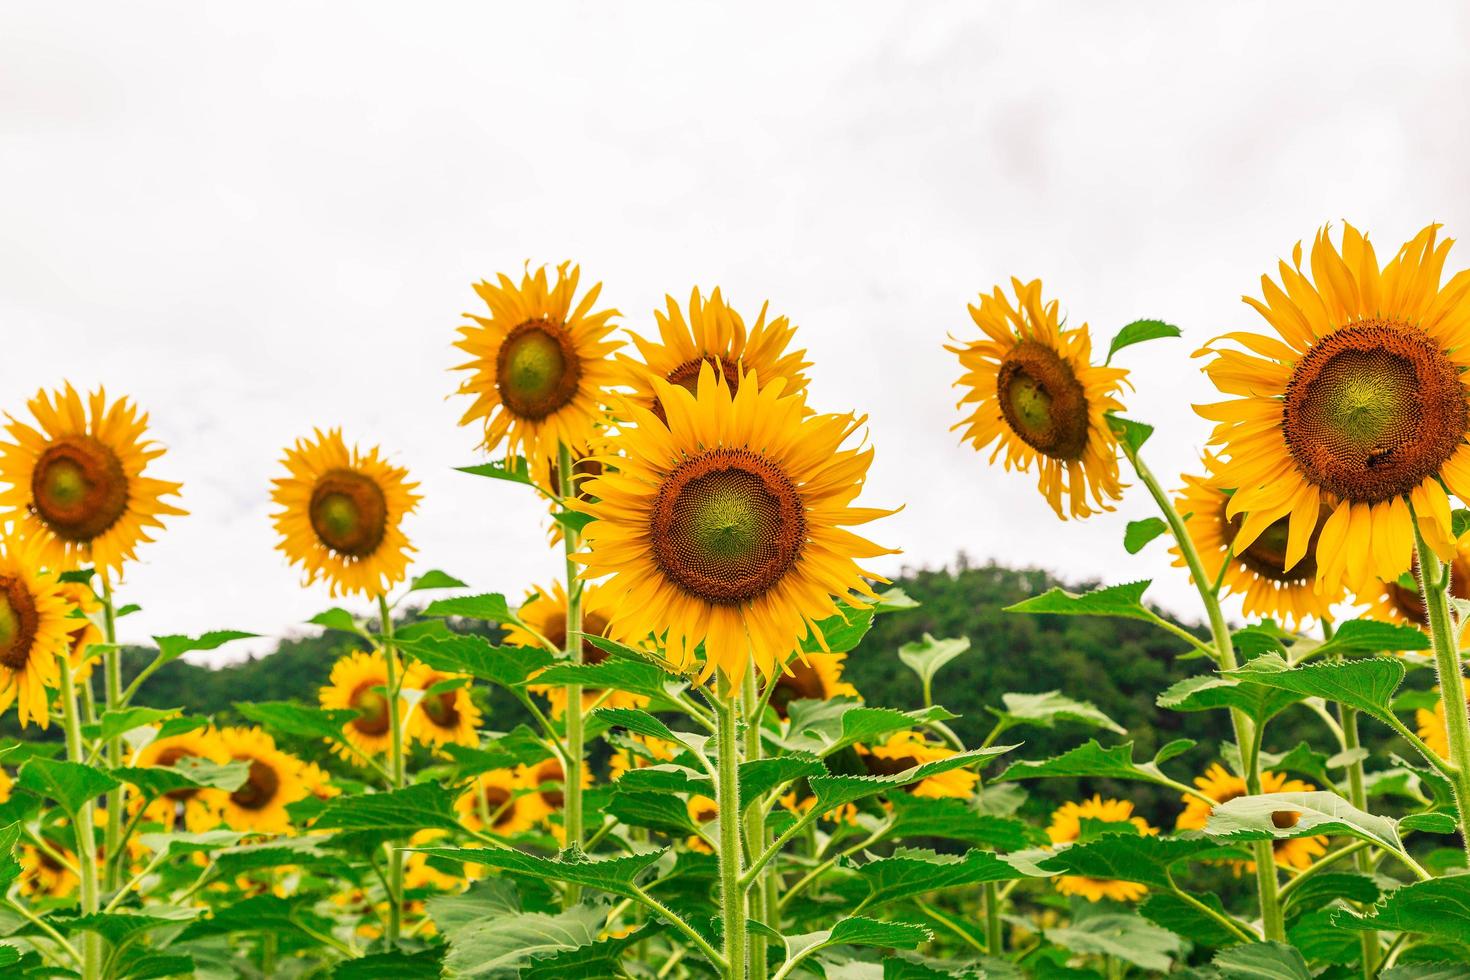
[454,262,622,463]
[622,287,810,423]
[762,652,859,720]
[57,581,103,687]
[523,754,592,838]
[578,364,896,684]
[530,433,619,542]
[948,279,1129,520]
[1172,460,1342,628]
[513,581,649,715]
[856,731,977,799]
[319,650,409,759]
[272,429,419,599]
[402,662,481,749]
[455,768,547,837]
[211,726,307,834]
[1175,763,1329,872]
[1363,535,1470,630]
[1047,796,1158,902]
[0,384,185,576]
[19,843,79,899]
[300,761,340,801]
[128,726,230,832]
[0,532,76,729]
[1197,223,1470,595]
[1416,689,1470,760]
[608,732,679,782]
[686,794,719,853]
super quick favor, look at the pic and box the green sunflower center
[650,448,805,605]
[348,681,392,737]
[1221,503,1322,584]
[496,318,582,420]
[768,658,829,719]
[1284,320,1467,502]
[0,575,39,671]
[309,470,387,558]
[231,758,281,811]
[30,435,129,543]
[655,355,741,423]
[995,339,1090,461]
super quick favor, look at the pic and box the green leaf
[873,587,921,613]
[1038,834,1236,889]
[1154,738,1196,765]
[812,746,1015,812]
[313,783,464,834]
[423,847,664,899]
[993,739,1175,789]
[592,707,679,744]
[520,924,659,980]
[1139,892,1241,947]
[456,458,534,486]
[784,702,958,756]
[885,795,1047,850]
[153,630,256,665]
[1315,619,1430,655]
[848,848,1031,909]
[804,605,876,654]
[990,691,1125,735]
[1006,580,1154,621]
[117,759,249,800]
[441,902,604,977]
[422,592,514,623]
[1107,318,1181,363]
[1226,654,1406,722]
[897,635,970,692]
[1046,912,1186,973]
[1287,908,1359,964]
[18,758,119,815]
[1208,942,1312,979]
[1157,673,1302,724]
[397,633,551,687]
[309,608,360,633]
[1332,876,1470,944]
[1401,811,1459,835]
[0,822,23,888]
[781,917,932,974]
[1107,414,1154,454]
[1234,623,1291,658]
[67,906,202,946]
[1453,508,1470,539]
[1124,518,1168,554]
[606,789,700,835]
[739,754,825,805]
[408,569,467,592]
[552,510,596,534]
[333,949,444,980]
[178,894,333,942]
[1282,871,1380,917]
[98,706,180,741]
[533,657,674,700]
[1381,964,1470,980]
[235,701,358,742]
[1205,790,1403,852]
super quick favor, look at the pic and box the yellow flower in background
[455,768,547,837]
[128,726,230,832]
[578,364,896,684]
[57,581,103,688]
[1176,763,1328,873]
[523,755,592,839]
[1362,536,1470,631]
[0,384,185,576]
[299,761,340,801]
[1197,223,1470,596]
[513,581,650,716]
[454,262,622,463]
[608,732,679,782]
[272,429,420,598]
[1416,690,1470,760]
[686,794,719,853]
[402,662,481,749]
[211,726,307,835]
[0,767,10,803]
[948,279,1129,520]
[404,829,463,892]
[0,532,76,729]
[19,843,79,899]
[857,731,976,799]
[1172,461,1342,628]
[319,650,408,759]
[762,652,859,720]
[621,287,810,422]
[1047,796,1157,902]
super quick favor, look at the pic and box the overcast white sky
[4,2,1470,663]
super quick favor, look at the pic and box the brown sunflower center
[533,759,566,809]
[30,436,130,543]
[544,611,612,664]
[153,746,203,800]
[650,448,805,605]
[1386,557,1470,626]
[547,454,604,503]
[768,658,829,719]
[654,355,741,423]
[1220,503,1324,584]
[1283,320,1467,502]
[348,681,392,736]
[309,470,387,558]
[692,802,718,824]
[496,318,582,421]
[0,575,39,672]
[483,784,514,826]
[995,339,1090,461]
[861,750,926,793]
[419,677,461,729]
[231,759,281,811]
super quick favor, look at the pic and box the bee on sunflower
[948,279,1130,519]
[1196,223,1470,596]
[856,730,976,799]
[761,651,859,720]
[1175,763,1329,873]
[402,662,481,749]
[272,429,419,599]
[453,262,623,464]
[318,650,410,760]
[0,532,78,728]
[577,363,896,684]
[0,384,185,576]
[1046,796,1158,902]
[209,726,308,835]
[510,581,649,715]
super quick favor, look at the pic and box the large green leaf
[1314,619,1430,656]
[785,702,961,756]
[67,906,201,946]
[1046,912,1186,973]
[423,847,664,899]
[606,790,700,835]
[422,593,514,623]
[333,949,445,979]
[177,894,332,941]
[885,795,1046,850]
[1211,941,1313,979]
[520,923,660,979]
[1281,871,1380,917]
[811,746,1016,812]
[1331,877,1470,944]
[407,569,468,592]
[993,739,1175,788]
[95,706,180,741]
[1226,654,1405,721]
[1139,892,1241,948]
[1124,517,1169,554]
[740,754,825,804]
[1005,580,1154,621]
[533,657,675,701]
[848,848,1031,909]
[396,633,551,687]
[989,691,1125,735]
[0,822,22,888]
[1204,790,1403,852]
[1038,833,1236,889]
[116,759,249,800]
[312,783,464,834]
[18,758,118,815]
[803,605,876,654]
[1157,673,1303,723]
[456,457,534,486]
[441,902,605,977]
[781,917,932,974]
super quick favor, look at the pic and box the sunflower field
[3,230,1470,980]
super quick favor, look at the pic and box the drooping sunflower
[621,287,810,423]
[0,384,185,576]
[856,730,977,799]
[513,581,649,716]
[19,843,79,899]
[1197,223,1470,595]
[1362,535,1470,630]
[1175,763,1329,872]
[402,662,481,749]
[1047,796,1158,902]
[578,364,897,684]
[948,279,1129,520]
[1416,689,1470,759]
[762,651,859,720]
[454,262,623,463]
[0,532,76,729]
[128,726,230,832]
[211,726,307,834]
[272,429,420,599]
[1172,460,1342,628]
[455,768,547,837]
[319,650,409,759]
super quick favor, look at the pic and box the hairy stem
[1412,523,1470,863]
[58,652,102,980]
[741,670,770,980]
[715,678,747,980]
[100,577,123,895]
[378,594,406,947]
[558,442,586,901]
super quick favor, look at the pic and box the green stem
[982,881,1003,955]
[1126,447,1283,941]
[4,894,82,966]
[558,442,587,896]
[1412,521,1470,863]
[715,679,747,980]
[1166,871,1258,943]
[629,884,727,972]
[58,652,102,980]
[100,578,122,895]
[378,594,406,947]
[741,670,770,980]
[1331,635,1380,975]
